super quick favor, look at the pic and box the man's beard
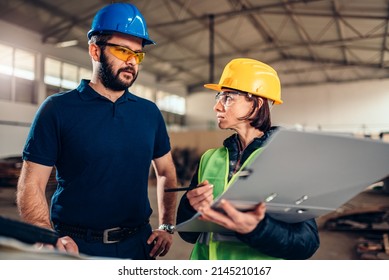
[99,51,138,91]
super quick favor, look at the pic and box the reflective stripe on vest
[190,147,281,260]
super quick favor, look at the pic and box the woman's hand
[198,199,266,234]
[186,180,214,212]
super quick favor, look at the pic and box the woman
[176,58,320,260]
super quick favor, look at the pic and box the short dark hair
[238,95,272,132]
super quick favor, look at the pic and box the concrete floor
[0,183,388,260]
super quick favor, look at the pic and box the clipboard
[0,216,59,246]
[176,129,389,232]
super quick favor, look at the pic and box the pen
[164,186,196,192]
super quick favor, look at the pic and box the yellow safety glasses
[96,42,145,64]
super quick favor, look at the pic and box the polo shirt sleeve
[22,97,60,166]
[153,107,171,159]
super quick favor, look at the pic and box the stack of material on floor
[356,233,389,260]
[324,207,389,232]
[324,206,389,260]
[0,156,22,187]
[0,156,57,188]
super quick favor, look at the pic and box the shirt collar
[77,79,138,102]
[223,126,279,150]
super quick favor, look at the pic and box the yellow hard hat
[204,58,283,104]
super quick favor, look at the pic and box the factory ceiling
[2,0,389,93]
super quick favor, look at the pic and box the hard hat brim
[204,83,283,104]
[87,30,156,46]
[204,83,223,92]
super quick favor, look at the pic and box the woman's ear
[257,97,264,108]
[251,97,264,117]
[89,43,100,62]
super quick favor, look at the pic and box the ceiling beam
[148,0,325,28]
[209,14,215,84]
[227,0,290,59]
[241,33,387,54]
[332,0,348,64]
[283,74,389,88]
[283,0,321,63]
[379,4,389,67]
[273,55,389,70]
[41,5,101,43]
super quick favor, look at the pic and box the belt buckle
[103,227,121,244]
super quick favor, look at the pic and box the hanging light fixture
[54,40,78,48]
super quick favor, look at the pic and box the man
[16,3,178,260]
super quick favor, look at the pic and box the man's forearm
[16,162,53,229]
[152,152,178,225]
[157,177,177,225]
[17,185,52,229]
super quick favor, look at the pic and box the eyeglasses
[215,91,251,107]
[96,42,145,64]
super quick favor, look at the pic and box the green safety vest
[189,147,281,260]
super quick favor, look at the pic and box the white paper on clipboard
[176,129,389,232]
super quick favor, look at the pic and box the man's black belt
[55,220,149,244]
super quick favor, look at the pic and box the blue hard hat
[87,3,155,46]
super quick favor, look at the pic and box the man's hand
[198,199,266,234]
[35,235,79,255]
[55,236,79,255]
[147,229,173,258]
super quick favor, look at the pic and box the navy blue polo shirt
[23,79,171,229]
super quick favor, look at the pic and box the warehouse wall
[0,20,91,158]
[0,20,91,75]
[273,81,389,134]
[0,101,36,158]
[186,80,389,135]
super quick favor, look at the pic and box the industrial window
[0,44,13,76]
[44,57,92,95]
[156,90,186,128]
[156,90,185,115]
[14,49,35,80]
[130,85,186,127]
[0,43,36,103]
[132,84,155,101]
[131,84,186,116]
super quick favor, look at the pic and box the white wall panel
[187,80,389,135]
